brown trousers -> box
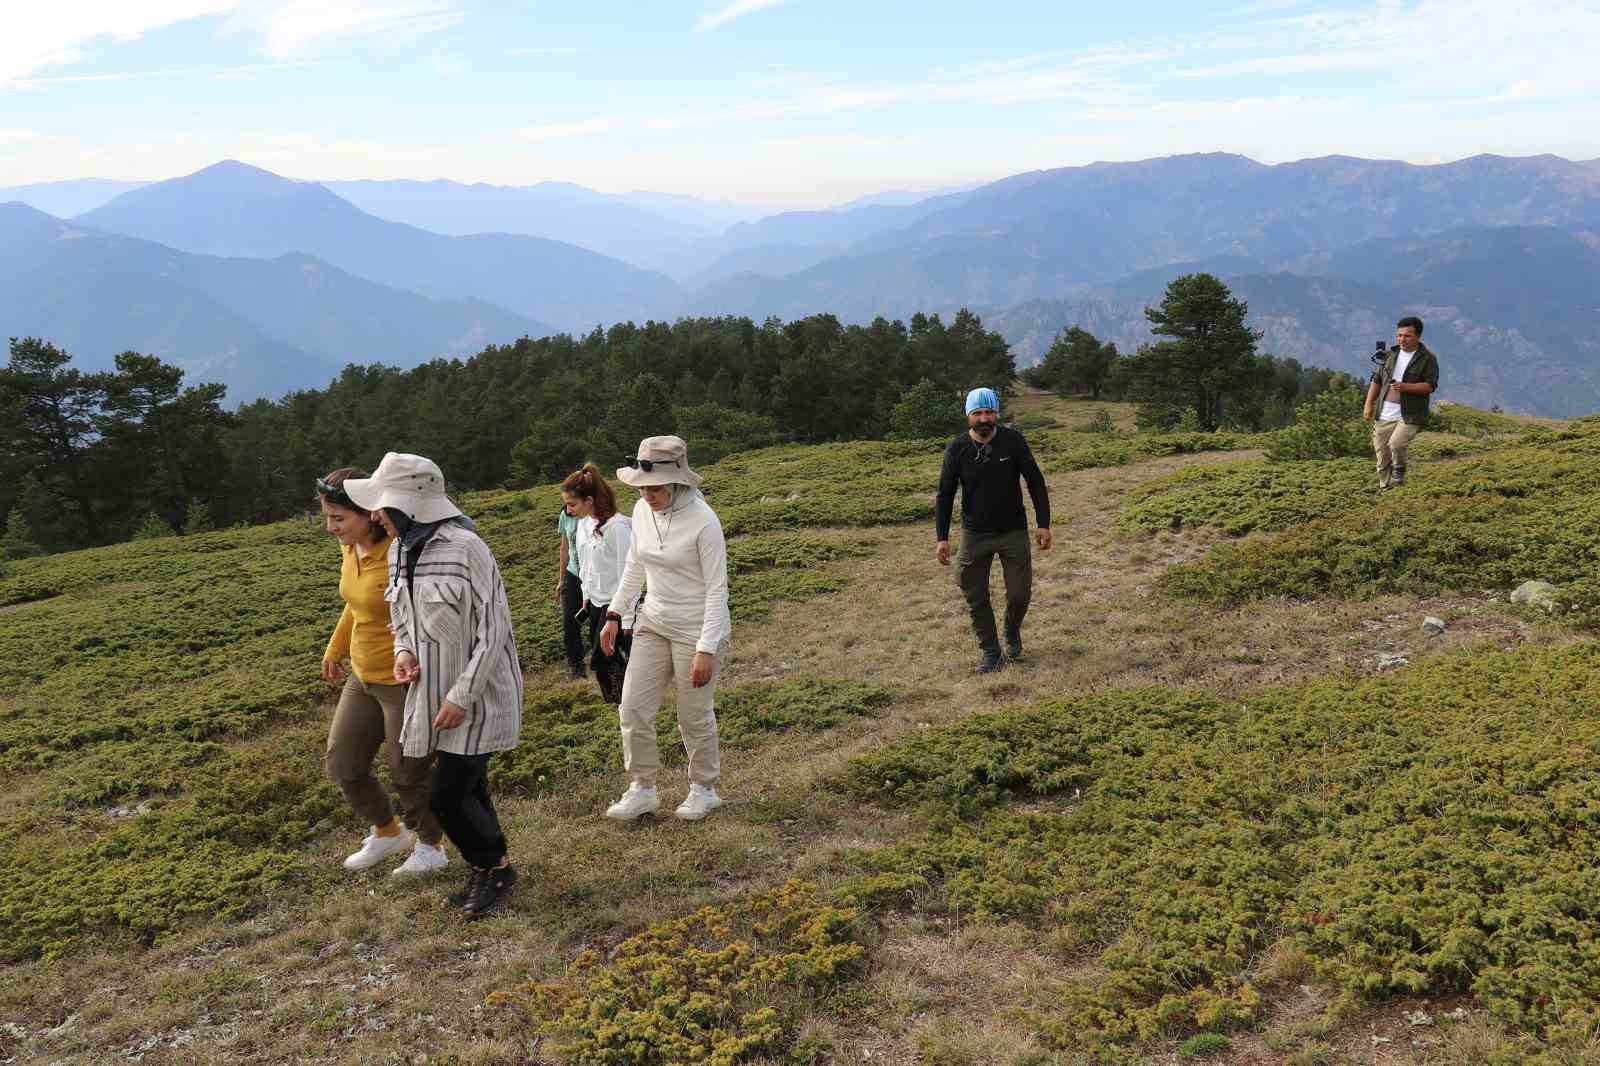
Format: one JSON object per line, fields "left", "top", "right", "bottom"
{"left": 325, "top": 674, "right": 442, "bottom": 844}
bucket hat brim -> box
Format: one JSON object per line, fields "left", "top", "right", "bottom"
{"left": 342, "top": 453, "right": 464, "bottom": 523}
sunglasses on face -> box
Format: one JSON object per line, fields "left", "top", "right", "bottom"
{"left": 626, "top": 455, "right": 682, "bottom": 472}
{"left": 315, "top": 478, "right": 354, "bottom": 506}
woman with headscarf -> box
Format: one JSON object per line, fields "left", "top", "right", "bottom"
{"left": 560, "top": 463, "right": 636, "bottom": 703}
{"left": 599, "top": 435, "right": 731, "bottom": 822}
{"left": 317, "top": 467, "right": 447, "bottom": 876}
{"left": 342, "top": 453, "right": 524, "bottom": 918}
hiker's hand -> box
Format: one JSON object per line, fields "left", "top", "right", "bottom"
{"left": 321, "top": 657, "right": 346, "bottom": 684}
{"left": 553, "top": 574, "right": 564, "bottom": 598}
{"left": 935, "top": 540, "right": 951, "bottom": 566}
{"left": 394, "top": 650, "right": 420, "bottom": 684}
{"left": 600, "top": 620, "right": 619, "bottom": 655}
{"left": 1035, "top": 528, "right": 1053, "bottom": 551}
{"left": 690, "top": 652, "right": 715, "bottom": 688}
{"left": 1362, "top": 406, "right": 1375, "bottom": 422}
{"left": 433, "top": 699, "right": 466, "bottom": 730}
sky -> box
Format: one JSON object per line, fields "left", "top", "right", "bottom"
{"left": 2, "top": 0, "right": 1598, "bottom": 209}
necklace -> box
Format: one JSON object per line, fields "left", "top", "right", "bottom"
{"left": 649, "top": 503, "right": 675, "bottom": 549}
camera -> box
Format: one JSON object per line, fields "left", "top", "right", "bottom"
{"left": 1370, "top": 340, "right": 1388, "bottom": 366}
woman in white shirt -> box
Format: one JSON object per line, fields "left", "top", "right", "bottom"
{"left": 560, "top": 463, "right": 635, "bottom": 703}
{"left": 599, "top": 435, "right": 731, "bottom": 823}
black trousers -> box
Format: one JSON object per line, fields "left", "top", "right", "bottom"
{"left": 560, "top": 571, "right": 586, "bottom": 671}
{"left": 430, "top": 751, "right": 507, "bottom": 869}
{"left": 586, "top": 603, "right": 633, "bottom": 703}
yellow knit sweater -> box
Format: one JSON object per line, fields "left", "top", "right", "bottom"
{"left": 324, "top": 536, "right": 396, "bottom": 684}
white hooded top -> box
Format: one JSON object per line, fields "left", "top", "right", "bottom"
{"left": 609, "top": 487, "right": 731, "bottom": 654}
{"left": 576, "top": 512, "right": 636, "bottom": 628}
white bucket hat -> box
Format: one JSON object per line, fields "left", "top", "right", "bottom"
{"left": 615, "top": 435, "right": 703, "bottom": 488}
{"left": 342, "top": 452, "right": 463, "bottom": 523}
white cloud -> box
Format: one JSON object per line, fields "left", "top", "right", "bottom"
{"left": 516, "top": 117, "right": 625, "bottom": 142}
{"left": 696, "top": 0, "right": 788, "bottom": 32}
{"left": 9, "top": 61, "right": 317, "bottom": 89}
{"left": 0, "top": 1, "right": 238, "bottom": 83}
{"left": 0, "top": 0, "right": 464, "bottom": 88}
{"left": 503, "top": 47, "right": 592, "bottom": 56}
{"left": 224, "top": 1, "right": 467, "bottom": 59}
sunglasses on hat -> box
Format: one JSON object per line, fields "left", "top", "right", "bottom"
{"left": 626, "top": 455, "right": 682, "bottom": 473}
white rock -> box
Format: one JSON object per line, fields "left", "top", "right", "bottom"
{"left": 1422, "top": 616, "right": 1446, "bottom": 635}
{"left": 1510, "top": 580, "right": 1562, "bottom": 612}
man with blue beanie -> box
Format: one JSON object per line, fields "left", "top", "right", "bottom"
{"left": 935, "top": 387, "right": 1052, "bottom": 673}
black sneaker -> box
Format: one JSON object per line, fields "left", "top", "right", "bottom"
{"left": 1004, "top": 632, "right": 1023, "bottom": 661}
{"left": 447, "top": 867, "right": 487, "bottom": 909}
{"left": 976, "top": 651, "right": 1005, "bottom": 674}
{"left": 463, "top": 864, "right": 517, "bottom": 918}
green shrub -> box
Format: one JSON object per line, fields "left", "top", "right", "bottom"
{"left": 1076, "top": 410, "right": 1117, "bottom": 435}
{"left": 1266, "top": 385, "right": 1369, "bottom": 461}
{"left": 838, "top": 643, "right": 1600, "bottom": 1050}
{"left": 130, "top": 511, "right": 175, "bottom": 540}
{"left": 888, "top": 379, "right": 962, "bottom": 440}
{"left": 1179, "top": 1033, "right": 1232, "bottom": 1057}
{"left": 489, "top": 880, "right": 864, "bottom": 1064}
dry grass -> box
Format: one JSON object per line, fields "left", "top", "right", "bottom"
{"left": 0, "top": 407, "right": 1575, "bottom": 1066}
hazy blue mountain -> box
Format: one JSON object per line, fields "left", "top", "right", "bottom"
{"left": 982, "top": 226, "right": 1600, "bottom": 417}
{"left": 695, "top": 153, "right": 1600, "bottom": 322}
{"left": 0, "top": 202, "right": 548, "bottom": 400}
{"left": 322, "top": 178, "right": 713, "bottom": 270}
{"left": 0, "top": 178, "right": 148, "bottom": 218}
{"left": 685, "top": 192, "right": 978, "bottom": 283}
{"left": 618, "top": 189, "right": 767, "bottom": 230}
{"left": 827, "top": 182, "right": 983, "bottom": 211}
{"left": 77, "top": 161, "right": 683, "bottom": 331}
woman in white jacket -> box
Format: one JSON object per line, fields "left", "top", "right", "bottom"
{"left": 599, "top": 435, "right": 731, "bottom": 822}
{"left": 560, "top": 463, "right": 635, "bottom": 703}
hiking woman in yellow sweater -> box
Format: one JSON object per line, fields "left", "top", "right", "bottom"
{"left": 318, "top": 467, "right": 447, "bottom": 876}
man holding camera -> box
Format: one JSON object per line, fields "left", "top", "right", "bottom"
{"left": 1364, "top": 316, "right": 1440, "bottom": 489}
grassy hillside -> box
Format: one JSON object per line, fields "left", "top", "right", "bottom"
{"left": 2, "top": 398, "right": 1595, "bottom": 1064}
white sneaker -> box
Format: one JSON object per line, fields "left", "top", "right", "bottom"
{"left": 342, "top": 828, "right": 415, "bottom": 870}
{"left": 390, "top": 841, "right": 449, "bottom": 877}
{"left": 675, "top": 784, "right": 724, "bottom": 821}
{"left": 604, "top": 783, "right": 659, "bottom": 821}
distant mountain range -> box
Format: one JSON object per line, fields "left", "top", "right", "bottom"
{"left": 76, "top": 162, "right": 683, "bottom": 332}
{"left": 0, "top": 178, "right": 149, "bottom": 218}
{"left": 4, "top": 152, "right": 1599, "bottom": 414}
{"left": 980, "top": 226, "right": 1600, "bottom": 416}
{"left": 0, "top": 202, "right": 546, "bottom": 400}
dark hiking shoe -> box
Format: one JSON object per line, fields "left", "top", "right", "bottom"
{"left": 976, "top": 651, "right": 1005, "bottom": 674}
{"left": 463, "top": 864, "right": 517, "bottom": 918}
{"left": 1004, "top": 631, "right": 1023, "bottom": 661}
{"left": 1391, "top": 468, "right": 1407, "bottom": 486}
{"left": 447, "top": 866, "right": 487, "bottom": 908}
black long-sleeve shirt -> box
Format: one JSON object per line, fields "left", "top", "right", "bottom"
{"left": 935, "top": 426, "right": 1051, "bottom": 540}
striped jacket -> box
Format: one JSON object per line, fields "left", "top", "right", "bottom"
{"left": 386, "top": 521, "right": 523, "bottom": 758}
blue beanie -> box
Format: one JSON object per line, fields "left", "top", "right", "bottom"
{"left": 965, "top": 387, "right": 999, "bottom": 415}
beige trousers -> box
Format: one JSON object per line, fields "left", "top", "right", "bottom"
{"left": 617, "top": 628, "right": 722, "bottom": 788}
{"left": 1372, "top": 420, "right": 1421, "bottom": 487}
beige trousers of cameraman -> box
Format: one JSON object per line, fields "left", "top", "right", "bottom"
{"left": 617, "top": 628, "right": 722, "bottom": 789}
{"left": 1372, "top": 420, "right": 1420, "bottom": 488}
